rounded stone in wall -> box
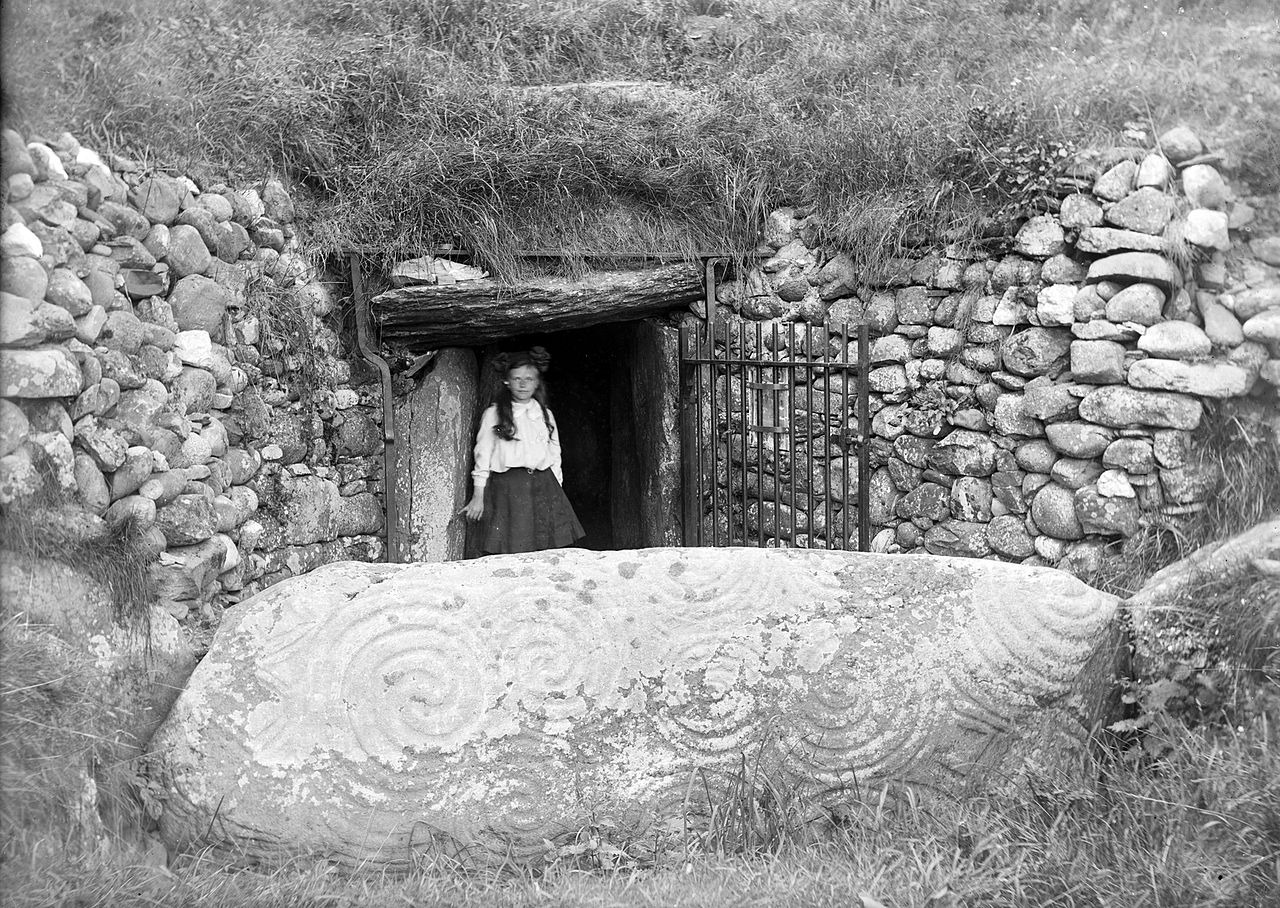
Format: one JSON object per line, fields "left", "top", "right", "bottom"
{"left": 1105, "top": 283, "right": 1165, "bottom": 326}
{"left": 1102, "top": 437, "right": 1154, "bottom": 474}
{"left": 922, "top": 520, "right": 991, "bottom": 557}
{"left": 1077, "top": 386, "right": 1202, "bottom": 430}
{"left": 985, "top": 514, "right": 1035, "bottom": 558}
{"left": 1014, "top": 439, "right": 1057, "bottom": 473}
{"left": 0, "top": 346, "right": 82, "bottom": 398}
{"left": 1093, "top": 160, "right": 1136, "bottom": 201}
{"left": 868, "top": 468, "right": 899, "bottom": 526}
{"left": 1012, "top": 215, "right": 1064, "bottom": 258}
{"left": 927, "top": 430, "right": 997, "bottom": 477}
{"left": 950, "top": 477, "right": 993, "bottom": 522}
{"left": 1074, "top": 487, "right": 1140, "bottom": 537}
{"left": 1, "top": 255, "right": 48, "bottom": 301}
{"left": 129, "top": 176, "right": 188, "bottom": 225}
{"left": 1045, "top": 421, "right": 1115, "bottom": 458}
{"left": 896, "top": 482, "right": 949, "bottom": 521}
{"left": 1230, "top": 285, "right": 1280, "bottom": 322}
{"left": 1242, "top": 310, "right": 1280, "bottom": 345}
{"left": 1105, "top": 187, "right": 1173, "bottom": 236}
{"left": 1050, "top": 457, "right": 1103, "bottom": 491}
{"left": 895, "top": 521, "right": 921, "bottom": 549}
{"left": 1001, "top": 327, "right": 1071, "bottom": 378}
{"left": 1127, "top": 359, "right": 1252, "bottom": 399}
{"left": 168, "top": 275, "right": 232, "bottom": 340}
{"left": 1031, "top": 482, "right": 1083, "bottom": 541}
{"left": 1181, "top": 164, "right": 1227, "bottom": 210}
{"left": 167, "top": 225, "right": 212, "bottom": 278}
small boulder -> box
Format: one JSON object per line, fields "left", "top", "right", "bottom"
{"left": 1001, "top": 327, "right": 1072, "bottom": 377}
{"left": 1242, "top": 310, "right": 1280, "bottom": 345}
{"left": 1105, "top": 187, "right": 1173, "bottom": 235}
{"left": 1012, "top": 215, "right": 1064, "bottom": 257}
{"left": 1070, "top": 340, "right": 1126, "bottom": 384}
{"left": 1231, "top": 285, "right": 1280, "bottom": 321}
{"left": 1086, "top": 252, "right": 1178, "bottom": 288}
{"left": 1182, "top": 209, "right": 1230, "bottom": 250}
{"left": 1045, "top": 421, "right": 1115, "bottom": 458}
{"left": 97, "top": 201, "right": 151, "bottom": 239}
{"left": 0, "top": 398, "right": 30, "bottom": 457}
{"left": 156, "top": 493, "right": 217, "bottom": 545}
{"left": 1, "top": 222, "right": 42, "bottom": 258}
{"left": 1059, "top": 194, "right": 1104, "bottom": 229}
{"left": 1103, "top": 438, "right": 1154, "bottom": 474}
{"left": 129, "top": 175, "right": 188, "bottom": 225}
{"left": 166, "top": 225, "right": 212, "bottom": 278}
{"left": 1031, "top": 482, "right": 1083, "bottom": 540}
{"left": 168, "top": 275, "right": 232, "bottom": 340}
{"left": 1075, "top": 227, "right": 1166, "bottom": 255}
{"left": 1105, "top": 283, "right": 1165, "bottom": 326}
{"left": 0, "top": 346, "right": 81, "bottom": 397}
{"left": 1093, "top": 160, "right": 1137, "bottom": 201}
{"left": 1180, "top": 164, "right": 1228, "bottom": 209}
{"left": 1135, "top": 152, "right": 1173, "bottom": 189}
{"left": 1, "top": 256, "right": 49, "bottom": 302}
{"left": 73, "top": 452, "right": 110, "bottom": 514}
{"left": 1078, "top": 386, "right": 1202, "bottom": 430}
{"left": 1074, "top": 488, "right": 1140, "bottom": 537}
{"left": 44, "top": 268, "right": 93, "bottom": 316}
{"left": 985, "top": 514, "right": 1035, "bottom": 557}
{"left": 1137, "top": 321, "right": 1211, "bottom": 359}
{"left": 1157, "top": 126, "right": 1203, "bottom": 163}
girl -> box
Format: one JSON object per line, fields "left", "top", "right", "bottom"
{"left": 462, "top": 348, "right": 585, "bottom": 554}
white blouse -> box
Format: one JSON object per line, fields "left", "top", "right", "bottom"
{"left": 471, "top": 401, "right": 563, "bottom": 488}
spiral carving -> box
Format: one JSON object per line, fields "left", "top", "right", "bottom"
{"left": 156, "top": 550, "right": 1121, "bottom": 870}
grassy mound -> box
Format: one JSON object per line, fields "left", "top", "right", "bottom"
{"left": 3, "top": 0, "right": 1278, "bottom": 274}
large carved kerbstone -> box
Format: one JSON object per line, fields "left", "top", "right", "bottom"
{"left": 153, "top": 548, "right": 1121, "bottom": 868}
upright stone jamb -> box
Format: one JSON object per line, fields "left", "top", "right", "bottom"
{"left": 390, "top": 347, "right": 478, "bottom": 562}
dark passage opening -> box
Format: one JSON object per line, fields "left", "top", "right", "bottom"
{"left": 469, "top": 321, "right": 656, "bottom": 554}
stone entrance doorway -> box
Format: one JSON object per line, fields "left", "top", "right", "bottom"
{"left": 467, "top": 320, "right": 680, "bottom": 555}
{"left": 392, "top": 317, "right": 682, "bottom": 563}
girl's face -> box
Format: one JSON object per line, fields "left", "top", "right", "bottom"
{"left": 505, "top": 365, "right": 540, "bottom": 402}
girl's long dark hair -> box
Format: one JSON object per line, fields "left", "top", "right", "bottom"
{"left": 492, "top": 347, "right": 555, "bottom": 441}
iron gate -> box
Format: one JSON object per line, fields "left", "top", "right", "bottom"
{"left": 679, "top": 319, "right": 871, "bottom": 551}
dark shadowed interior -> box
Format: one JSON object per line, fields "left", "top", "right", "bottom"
{"left": 467, "top": 320, "right": 671, "bottom": 555}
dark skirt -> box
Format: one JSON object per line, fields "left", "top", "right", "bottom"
{"left": 481, "top": 468, "right": 585, "bottom": 554}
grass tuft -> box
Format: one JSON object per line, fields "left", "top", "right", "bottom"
{"left": 0, "top": 489, "right": 155, "bottom": 628}
{"left": 3, "top": 1, "right": 1277, "bottom": 274}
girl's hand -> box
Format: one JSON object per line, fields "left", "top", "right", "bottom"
{"left": 461, "top": 496, "right": 484, "bottom": 521}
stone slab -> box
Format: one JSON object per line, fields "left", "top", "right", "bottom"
{"left": 154, "top": 549, "right": 1122, "bottom": 869}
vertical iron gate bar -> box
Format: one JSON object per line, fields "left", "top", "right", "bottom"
{"left": 697, "top": 321, "right": 709, "bottom": 547}
{"left": 747, "top": 318, "right": 757, "bottom": 545}
{"left": 822, "top": 327, "right": 833, "bottom": 549}
{"left": 840, "top": 321, "right": 851, "bottom": 550}
{"left": 680, "top": 327, "right": 696, "bottom": 546}
{"left": 706, "top": 320, "right": 720, "bottom": 548}
{"left": 737, "top": 319, "right": 749, "bottom": 545}
{"left": 804, "top": 328, "right": 815, "bottom": 550}
{"left": 770, "top": 322, "right": 781, "bottom": 548}
{"left": 697, "top": 324, "right": 709, "bottom": 547}
{"left": 786, "top": 321, "right": 797, "bottom": 548}
{"left": 858, "top": 323, "right": 871, "bottom": 553}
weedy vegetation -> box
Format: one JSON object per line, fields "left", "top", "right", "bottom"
{"left": 2, "top": 0, "right": 1278, "bottom": 275}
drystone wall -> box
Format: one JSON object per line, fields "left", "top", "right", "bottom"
{"left": 0, "top": 128, "right": 386, "bottom": 635}
{"left": 709, "top": 125, "right": 1280, "bottom": 573}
